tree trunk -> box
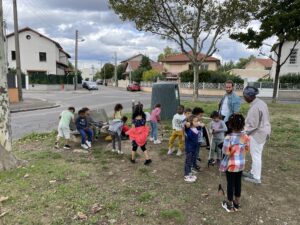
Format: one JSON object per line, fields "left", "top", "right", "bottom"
{"left": 272, "top": 42, "right": 284, "bottom": 103}
{"left": 192, "top": 63, "right": 199, "bottom": 101}
{"left": 0, "top": 1, "right": 19, "bottom": 170}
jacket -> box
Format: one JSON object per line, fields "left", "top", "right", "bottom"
{"left": 185, "top": 128, "right": 199, "bottom": 153}
{"left": 108, "top": 119, "right": 124, "bottom": 136}
{"left": 219, "top": 92, "right": 241, "bottom": 122}
{"left": 76, "top": 116, "right": 88, "bottom": 130}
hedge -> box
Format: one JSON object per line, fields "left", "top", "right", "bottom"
{"left": 279, "top": 73, "right": 300, "bottom": 84}
{"left": 29, "top": 73, "right": 82, "bottom": 85}
{"left": 180, "top": 70, "right": 244, "bottom": 83}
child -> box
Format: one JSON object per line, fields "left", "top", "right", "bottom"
{"left": 184, "top": 108, "right": 192, "bottom": 120}
{"left": 168, "top": 105, "right": 185, "bottom": 156}
{"left": 126, "top": 104, "right": 152, "bottom": 165}
{"left": 113, "top": 104, "right": 123, "bottom": 119}
{"left": 150, "top": 103, "right": 161, "bottom": 144}
{"left": 220, "top": 114, "right": 250, "bottom": 212}
{"left": 209, "top": 111, "right": 227, "bottom": 165}
{"left": 76, "top": 109, "right": 93, "bottom": 150}
{"left": 108, "top": 116, "right": 128, "bottom": 154}
{"left": 184, "top": 115, "right": 200, "bottom": 183}
{"left": 55, "top": 107, "right": 75, "bottom": 149}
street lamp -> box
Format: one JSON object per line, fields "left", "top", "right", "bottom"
{"left": 74, "top": 30, "right": 85, "bottom": 90}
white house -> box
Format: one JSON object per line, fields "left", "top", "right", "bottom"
{"left": 271, "top": 41, "right": 300, "bottom": 78}
{"left": 6, "top": 27, "right": 71, "bottom": 89}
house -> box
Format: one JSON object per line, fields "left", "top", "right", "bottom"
{"left": 270, "top": 41, "right": 300, "bottom": 78}
{"left": 6, "top": 27, "right": 71, "bottom": 89}
{"left": 81, "top": 66, "right": 97, "bottom": 81}
{"left": 229, "top": 58, "right": 273, "bottom": 82}
{"left": 121, "top": 54, "right": 164, "bottom": 77}
{"left": 160, "top": 52, "right": 220, "bottom": 80}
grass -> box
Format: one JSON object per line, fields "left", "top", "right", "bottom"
{"left": 1, "top": 101, "right": 300, "bottom": 224}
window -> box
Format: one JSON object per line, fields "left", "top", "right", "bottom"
{"left": 289, "top": 49, "right": 298, "bottom": 64}
{"left": 39, "top": 52, "right": 47, "bottom": 62}
{"left": 11, "top": 51, "right": 16, "bottom": 60}
{"left": 200, "top": 64, "right": 209, "bottom": 71}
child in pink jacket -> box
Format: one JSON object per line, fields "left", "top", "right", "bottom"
{"left": 150, "top": 104, "right": 161, "bottom": 144}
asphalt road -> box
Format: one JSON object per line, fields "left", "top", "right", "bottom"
{"left": 11, "top": 86, "right": 152, "bottom": 140}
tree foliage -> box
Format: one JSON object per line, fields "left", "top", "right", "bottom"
{"left": 142, "top": 69, "right": 162, "bottom": 81}
{"left": 109, "top": 0, "right": 257, "bottom": 100}
{"left": 132, "top": 68, "right": 146, "bottom": 83}
{"left": 230, "top": 0, "right": 300, "bottom": 102}
{"left": 140, "top": 56, "right": 152, "bottom": 71}
{"left": 97, "top": 63, "right": 115, "bottom": 79}
{"left": 117, "top": 64, "right": 126, "bottom": 80}
{"left": 158, "top": 46, "right": 178, "bottom": 61}
{"left": 279, "top": 73, "right": 300, "bottom": 84}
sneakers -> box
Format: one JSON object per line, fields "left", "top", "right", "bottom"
{"left": 63, "top": 145, "right": 71, "bottom": 150}
{"left": 149, "top": 137, "right": 154, "bottom": 142}
{"left": 233, "top": 202, "right": 241, "bottom": 211}
{"left": 112, "top": 149, "right": 117, "bottom": 153}
{"left": 117, "top": 150, "right": 124, "bottom": 155}
{"left": 154, "top": 140, "right": 161, "bottom": 144}
{"left": 81, "top": 144, "right": 89, "bottom": 150}
{"left": 54, "top": 142, "right": 59, "bottom": 149}
{"left": 144, "top": 159, "right": 152, "bottom": 165}
{"left": 167, "top": 148, "right": 174, "bottom": 155}
{"left": 130, "top": 159, "right": 136, "bottom": 164}
{"left": 86, "top": 141, "right": 92, "bottom": 148}
{"left": 222, "top": 201, "right": 234, "bottom": 212}
{"left": 176, "top": 150, "right": 182, "bottom": 156}
{"left": 244, "top": 176, "right": 261, "bottom": 184}
{"left": 184, "top": 175, "right": 196, "bottom": 183}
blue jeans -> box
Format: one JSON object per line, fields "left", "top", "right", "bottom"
{"left": 185, "top": 151, "right": 193, "bottom": 176}
{"left": 193, "top": 142, "right": 201, "bottom": 168}
{"left": 150, "top": 121, "right": 158, "bottom": 140}
{"left": 78, "top": 128, "right": 93, "bottom": 144}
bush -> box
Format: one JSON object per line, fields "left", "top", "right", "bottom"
{"left": 279, "top": 73, "right": 300, "bottom": 84}
{"left": 29, "top": 73, "right": 82, "bottom": 85}
{"left": 142, "top": 69, "right": 162, "bottom": 81}
{"left": 132, "top": 68, "right": 146, "bottom": 83}
{"left": 179, "top": 70, "right": 243, "bottom": 83}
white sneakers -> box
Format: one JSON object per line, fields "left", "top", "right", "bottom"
{"left": 176, "top": 151, "right": 183, "bottom": 156}
{"left": 149, "top": 137, "right": 154, "bottom": 142}
{"left": 168, "top": 148, "right": 174, "bottom": 155}
{"left": 112, "top": 149, "right": 117, "bottom": 153}
{"left": 81, "top": 144, "right": 89, "bottom": 150}
{"left": 154, "top": 140, "right": 161, "bottom": 144}
{"left": 112, "top": 149, "right": 124, "bottom": 154}
{"left": 184, "top": 175, "right": 197, "bottom": 183}
{"left": 86, "top": 141, "right": 92, "bottom": 148}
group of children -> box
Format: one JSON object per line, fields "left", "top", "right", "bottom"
{"left": 55, "top": 102, "right": 250, "bottom": 213}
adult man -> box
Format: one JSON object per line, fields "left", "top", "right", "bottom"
{"left": 243, "top": 86, "right": 271, "bottom": 184}
{"left": 219, "top": 80, "right": 241, "bottom": 123}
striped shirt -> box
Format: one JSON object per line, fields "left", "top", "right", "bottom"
{"left": 222, "top": 132, "right": 250, "bottom": 172}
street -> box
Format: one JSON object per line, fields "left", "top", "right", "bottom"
{"left": 11, "top": 86, "right": 152, "bottom": 139}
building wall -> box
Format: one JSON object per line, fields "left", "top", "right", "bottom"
{"left": 271, "top": 41, "right": 300, "bottom": 78}
{"left": 128, "top": 55, "right": 143, "bottom": 62}
{"left": 230, "top": 69, "right": 270, "bottom": 82}
{"left": 7, "top": 30, "right": 67, "bottom": 75}
{"left": 245, "top": 61, "right": 265, "bottom": 70}
{"left": 163, "top": 61, "right": 218, "bottom": 74}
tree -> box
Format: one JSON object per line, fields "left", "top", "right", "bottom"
{"left": 230, "top": 0, "right": 300, "bottom": 102}
{"left": 158, "top": 46, "right": 177, "bottom": 61}
{"left": 235, "top": 55, "right": 256, "bottom": 69}
{"left": 109, "top": 0, "right": 257, "bottom": 101}
{"left": 99, "top": 63, "right": 115, "bottom": 79}
{"left": 131, "top": 68, "right": 146, "bottom": 83}
{"left": 0, "top": 1, "right": 19, "bottom": 170}
{"left": 142, "top": 69, "right": 162, "bottom": 81}
{"left": 117, "top": 64, "right": 126, "bottom": 80}
{"left": 140, "top": 56, "right": 152, "bottom": 70}
{"left": 218, "top": 60, "right": 236, "bottom": 72}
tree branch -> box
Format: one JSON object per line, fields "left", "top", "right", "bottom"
{"left": 280, "top": 40, "right": 300, "bottom": 67}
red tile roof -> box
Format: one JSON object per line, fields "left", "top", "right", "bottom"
{"left": 126, "top": 61, "right": 163, "bottom": 73}
{"left": 254, "top": 58, "right": 273, "bottom": 68}
{"left": 160, "top": 52, "right": 220, "bottom": 63}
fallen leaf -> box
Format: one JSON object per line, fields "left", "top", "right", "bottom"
{"left": 74, "top": 212, "right": 87, "bottom": 220}
{"left": 91, "top": 203, "right": 102, "bottom": 214}
{"left": 24, "top": 174, "right": 29, "bottom": 178}
{"left": 49, "top": 180, "right": 57, "bottom": 184}
{"left": 201, "top": 193, "right": 209, "bottom": 198}
{"left": 0, "top": 211, "right": 8, "bottom": 218}
{"left": 0, "top": 196, "right": 9, "bottom": 202}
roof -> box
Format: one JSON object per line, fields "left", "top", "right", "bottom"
{"left": 160, "top": 52, "right": 220, "bottom": 63}
{"left": 253, "top": 58, "right": 273, "bottom": 68}
{"left": 126, "top": 61, "right": 163, "bottom": 73}
{"left": 230, "top": 68, "right": 271, "bottom": 78}
{"left": 6, "top": 27, "right": 71, "bottom": 58}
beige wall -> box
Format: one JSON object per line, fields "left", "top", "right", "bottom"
{"left": 245, "top": 61, "right": 265, "bottom": 70}
{"left": 163, "top": 62, "right": 218, "bottom": 74}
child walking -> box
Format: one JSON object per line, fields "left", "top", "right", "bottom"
{"left": 150, "top": 104, "right": 161, "bottom": 144}
{"left": 76, "top": 109, "right": 93, "bottom": 150}
{"left": 209, "top": 111, "right": 227, "bottom": 165}
{"left": 108, "top": 116, "right": 128, "bottom": 154}
{"left": 220, "top": 114, "right": 250, "bottom": 212}
{"left": 168, "top": 105, "right": 185, "bottom": 156}
{"left": 126, "top": 104, "right": 152, "bottom": 165}
{"left": 55, "top": 106, "right": 75, "bottom": 149}
{"left": 184, "top": 115, "right": 200, "bottom": 183}
{"left": 113, "top": 104, "right": 123, "bottom": 119}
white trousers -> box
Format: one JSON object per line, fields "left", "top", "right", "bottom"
{"left": 250, "top": 137, "right": 265, "bottom": 180}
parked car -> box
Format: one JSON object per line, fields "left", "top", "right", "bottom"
{"left": 96, "top": 79, "right": 103, "bottom": 85}
{"left": 127, "top": 83, "right": 141, "bottom": 92}
{"left": 82, "top": 81, "right": 98, "bottom": 90}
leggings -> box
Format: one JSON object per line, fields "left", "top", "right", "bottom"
{"left": 226, "top": 171, "right": 242, "bottom": 202}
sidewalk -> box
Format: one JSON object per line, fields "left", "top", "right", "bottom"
{"left": 10, "top": 98, "right": 59, "bottom": 113}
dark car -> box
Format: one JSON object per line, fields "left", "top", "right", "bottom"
{"left": 127, "top": 83, "right": 141, "bottom": 92}
{"left": 82, "top": 81, "right": 99, "bottom": 90}
{"left": 96, "top": 79, "right": 103, "bottom": 85}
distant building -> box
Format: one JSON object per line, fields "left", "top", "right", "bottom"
{"left": 6, "top": 27, "right": 71, "bottom": 89}
{"left": 229, "top": 58, "right": 273, "bottom": 82}
{"left": 160, "top": 52, "right": 220, "bottom": 80}
{"left": 81, "top": 66, "right": 97, "bottom": 81}
{"left": 270, "top": 41, "right": 300, "bottom": 78}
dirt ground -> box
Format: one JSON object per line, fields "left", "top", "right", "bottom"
{"left": 0, "top": 101, "right": 299, "bottom": 225}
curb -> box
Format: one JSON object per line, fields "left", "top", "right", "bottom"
{"left": 10, "top": 104, "right": 61, "bottom": 113}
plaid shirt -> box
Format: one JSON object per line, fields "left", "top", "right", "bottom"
{"left": 222, "top": 132, "right": 250, "bottom": 172}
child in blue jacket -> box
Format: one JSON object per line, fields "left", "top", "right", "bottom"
{"left": 76, "top": 109, "right": 93, "bottom": 150}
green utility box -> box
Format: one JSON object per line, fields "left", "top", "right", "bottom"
{"left": 151, "top": 83, "right": 180, "bottom": 120}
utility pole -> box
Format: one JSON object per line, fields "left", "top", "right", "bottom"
{"left": 74, "top": 30, "right": 78, "bottom": 90}
{"left": 114, "top": 52, "right": 118, "bottom": 87}
{"left": 13, "top": 0, "right": 22, "bottom": 101}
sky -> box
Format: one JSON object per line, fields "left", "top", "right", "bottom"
{"left": 2, "top": 0, "right": 272, "bottom": 70}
